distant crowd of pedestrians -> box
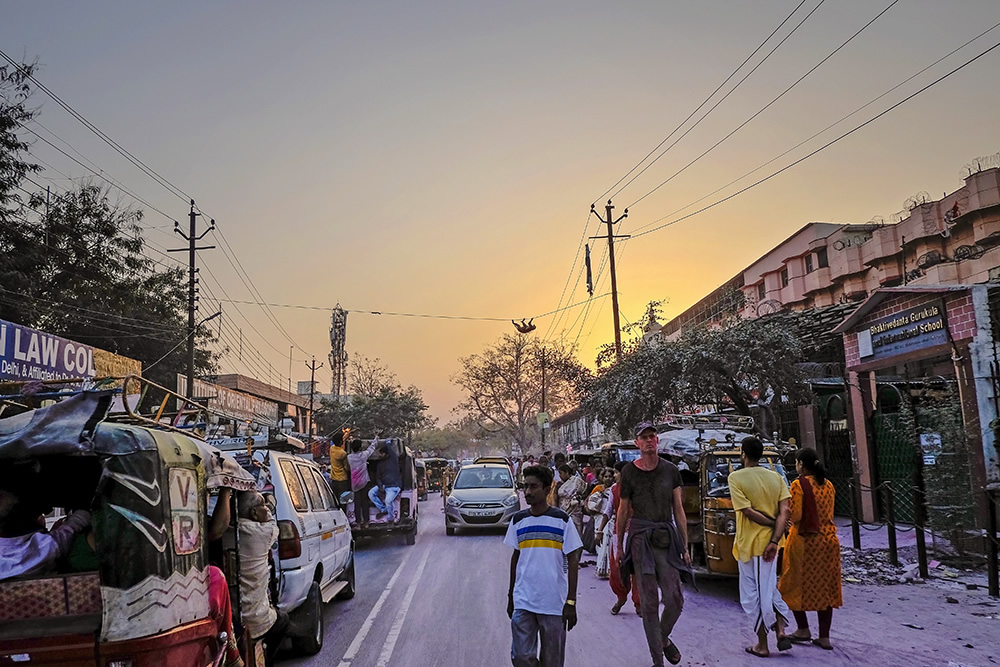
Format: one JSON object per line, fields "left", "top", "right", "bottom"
{"left": 504, "top": 428, "right": 842, "bottom": 666}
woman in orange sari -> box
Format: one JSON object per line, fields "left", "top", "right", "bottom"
{"left": 778, "top": 448, "right": 842, "bottom": 650}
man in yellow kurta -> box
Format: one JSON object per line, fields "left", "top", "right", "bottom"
{"left": 329, "top": 432, "right": 352, "bottom": 498}
{"left": 728, "top": 437, "right": 792, "bottom": 659}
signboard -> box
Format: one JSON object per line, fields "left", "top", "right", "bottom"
{"left": 0, "top": 318, "right": 141, "bottom": 381}
{"left": 858, "top": 300, "right": 948, "bottom": 361}
{"left": 536, "top": 412, "right": 550, "bottom": 429}
{"left": 176, "top": 375, "right": 279, "bottom": 425}
{"left": 920, "top": 432, "right": 942, "bottom": 466}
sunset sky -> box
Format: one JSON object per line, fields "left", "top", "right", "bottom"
{"left": 3, "top": 1, "right": 999, "bottom": 420}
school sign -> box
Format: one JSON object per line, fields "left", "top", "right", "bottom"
{"left": 0, "top": 318, "right": 141, "bottom": 382}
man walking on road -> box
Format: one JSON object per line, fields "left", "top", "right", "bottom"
{"left": 505, "top": 465, "right": 582, "bottom": 667}
{"left": 617, "top": 422, "right": 689, "bottom": 667}
{"left": 729, "top": 436, "right": 793, "bottom": 658}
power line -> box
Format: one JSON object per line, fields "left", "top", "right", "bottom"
{"left": 211, "top": 294, "right": 609, "bottom": 323}
{"left": 542, "top": 209, "right": 593, "bottom": 340}
{"left": 0, "top": 49, "right": 190, "bottom": 203}
{"left": 625, "top": 0, "right": 898, "bottom": 209}
{"left": 631, "top": 36, "right": 1000, "bottom": 239}
{"left": 596, "top": 0, "right": 815, "bottom": 204}
{"left": 627, "top": 19, "right": 1000, "bottom": 237}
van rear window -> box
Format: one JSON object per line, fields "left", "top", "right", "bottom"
{"left": 279, "top": 460, "right": 309, "bottom": 511}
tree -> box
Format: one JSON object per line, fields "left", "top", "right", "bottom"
{"left": 674, "top": 317, "right": 810, "bottom": 436}
{"left": 315, "top": 356, "right": 434, "bottom": 438}
{"left": 0, "top": 58, "right": 218, "bottom": 391}
{"left": 581, "top": 342, "right": 681, "bottom": 440}
{"left": 452, "top": 334, "right": 590, "bottom": 454}
{"left": 581, "top": 315, "right": 811, "bottom": 438}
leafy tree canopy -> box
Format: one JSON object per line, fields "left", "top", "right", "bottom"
{"left": 452, "top": 333, "right": 591, "bottom": 453}
{"left": 316, "top": 355, "right": 434, "bottom": 439}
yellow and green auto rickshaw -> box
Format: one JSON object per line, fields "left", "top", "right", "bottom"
{"left": 0, "top": 379, "right": 268, "bottom": 666}
{"left": 656, "top": 415, "right": 793, "bottom": 576}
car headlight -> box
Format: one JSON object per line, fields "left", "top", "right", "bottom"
{"left": 502, "top": 494, "right": 519, "bottom": 507}
{"left": 725, "top": 518, "right": 737, "bottom": 535}
{"left": 447, "top": 495, "right": 463, "bottom": 508}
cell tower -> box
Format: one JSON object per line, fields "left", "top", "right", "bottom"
{"left": 329, "top": 305, "right": 348, "bottom": 397}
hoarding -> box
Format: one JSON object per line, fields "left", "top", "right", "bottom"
{"left": 0, "top": 318, "right": 141, "bottom": 381}
{"left": 857, "top": 300, "right": 948, "bottom": 362}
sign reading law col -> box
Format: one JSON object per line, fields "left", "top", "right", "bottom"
{"left": 857, "top": 300, "right": 948, "bottom": 362}
{"left": 0, "top": 318, "right": 141, "bottom": 381}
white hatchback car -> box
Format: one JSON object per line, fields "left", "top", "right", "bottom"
{"left": 234, "top": 448, "right": 355, "bottom": 655}
{"left": 445, "top": 463, "right": 520, "bottom": 534}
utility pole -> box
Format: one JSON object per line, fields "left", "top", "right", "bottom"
{"left": 590, "top": 200, "right": 629, "bottom": 362}
{"left": 170, "top": 200, "right": 215, "bottom": 398}
{"left": 305, "top": 357, "right": 324, "bottom": 439}
{"left": 539, "top": 347, "right": 547, "bottom": 446}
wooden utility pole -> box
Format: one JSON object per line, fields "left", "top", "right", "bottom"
{"left": 169, "top": 200, "right": 215, "bottom": 398}
{"left": 590, "top": 200, "right": 629, "bottom": 362}
{"left": 305, "top": 357, "right": 324, "bottom": 438}
{"left": 539, "top": 347, "right": 547, "bottom": 446}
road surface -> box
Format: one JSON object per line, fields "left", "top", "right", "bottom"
{"left": 282, "top": 495, "right": 1000, "bottom": 666}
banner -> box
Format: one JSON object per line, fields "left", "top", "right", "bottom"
{"left": 0, "top": 318, "right": 141, "bottom": 382}
{"left": 857, "top": 300, "right": 948, "bottom": 361}
{"left": 176, "top": 375, "right": 279, "bottom": 425}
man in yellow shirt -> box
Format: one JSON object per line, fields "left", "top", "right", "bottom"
{"left": 329, "top": 431, "right": 352, "bottom": 498}
{"left": 729, "top": 437, "right": 792, "bottom": 659}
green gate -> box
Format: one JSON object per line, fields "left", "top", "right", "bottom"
{"left": 871, "top": 411, "right": 918, "bottom": 524}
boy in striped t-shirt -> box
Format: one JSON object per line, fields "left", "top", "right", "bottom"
{"left": 505, "top": 465, "right": 583, "bottom": 667}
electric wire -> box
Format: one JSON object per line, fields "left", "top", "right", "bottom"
{"left": 630, "top": 36, "right": 1000, "bottom": 239}
{"left": 625, "top": 0, "right": 898, "bottom": 209}
{"left": 625, "top": 19, "right": 1000, "bottom": 236}
{"left": 542, "top": 209, "right": 593, "bottom": 340}
{"left": 597, "top": 0, "right": 814, "bottom": 204}
{"left": 0, "top": 49, "right": 189, "bottom": 203}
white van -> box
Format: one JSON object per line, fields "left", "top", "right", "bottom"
{"left": 234, "top": 447, "right": 355, "bottom": 655}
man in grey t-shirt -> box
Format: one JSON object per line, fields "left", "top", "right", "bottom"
{"left": 616, "top": 422, "right": 690, "bottom": 667}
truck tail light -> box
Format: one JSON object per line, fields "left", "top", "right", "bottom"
{"left": 277, "top": 520, "right": 301, "bottom": 559}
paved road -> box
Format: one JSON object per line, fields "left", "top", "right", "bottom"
{"left": 282, "top": 495, "right": 1000, "bottom": 667}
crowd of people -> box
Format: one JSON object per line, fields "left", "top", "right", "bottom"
{"left": 504, "top": 426, "right": 842, "bottom": 667}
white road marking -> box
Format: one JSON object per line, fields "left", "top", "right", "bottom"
{"left": 337, "top": 558, "right": 407, "bottom": 667}
{"left": 376, "top": 547, "right": 432, "bottom": 667}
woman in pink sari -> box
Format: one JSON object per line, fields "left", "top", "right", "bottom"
{"left": 606, "top": 461, "right": 641, "bottom": 614}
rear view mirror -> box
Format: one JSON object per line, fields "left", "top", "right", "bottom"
{"left": 339, "top": 491, "right": 354, "bottom": 506}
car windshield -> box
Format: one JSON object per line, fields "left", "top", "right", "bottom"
{"left": 617, "top": 448, "right": 641, "bottom": 462}
{"left": 454, "top": 468, "right": 513, "bottom": 489}
{"left": 706, "top": 454, "right": 789, "bottom": 498}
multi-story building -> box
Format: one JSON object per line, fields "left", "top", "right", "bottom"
{"left": 651, "top": 167, "right": 1000, "bottom": 342}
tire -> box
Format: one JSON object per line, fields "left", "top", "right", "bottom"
{"left": 446, "top": 526, "right": 455, "bottom": 536}
{"left": 405, "top": 521, "right": 417, "bottom": 546}
{"left": 291, "top": 581, "right": 324, "bottom": 655}
{"left": 336, "top": 551, "right": 356, "bottom": 600}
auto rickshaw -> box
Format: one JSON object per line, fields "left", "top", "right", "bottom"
{"left": 656, "top": 415, "right": 792, "bottom": 576}
{"left": 415, "top": 459, "right": 428, "bottom": 501}
{"left": 0, "top": 378, "right": 270, "bottom": 666}
{"left": 422, "top": 457, "right": 449, "bottom": 493}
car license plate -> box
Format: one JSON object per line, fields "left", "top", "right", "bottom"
{"left": 467, "top": 510, "right": 497, "bottom": 516}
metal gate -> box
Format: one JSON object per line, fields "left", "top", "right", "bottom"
{"left": 871, "top": 411, "right": 918, "bottom": 524}
{"left": 820, "top": 393, "right": 854, "bottom": 517}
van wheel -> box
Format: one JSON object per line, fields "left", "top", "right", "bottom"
{"left": 291, "top": 581, "right": 324, "bottom": 655}
{"left": 446, "top": 526, "right": 455, "bottom": 536}
{"left": 336, "top": 551, "right": 356, "bottom": 600}
{"left": 405, "top": 525, "right": 416, "bottom": 546}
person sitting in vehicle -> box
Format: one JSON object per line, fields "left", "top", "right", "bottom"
{"left": 0, "top": 490, "right": 91, "bottom": 580}
{"left": 369, "top": 440, "right": 402, "bottom": 521}
{"left": 236, "top": 490, "right": 289, "bottom": 663}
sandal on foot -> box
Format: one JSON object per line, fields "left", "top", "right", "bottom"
{"left": 812, "top": 638, "right": 834, "bottom": 651}
{"left": 788, "top": 634, "right": 813, "bottom": 644}
{"left": 776, "top": 635, "right": 793, "bottom": 652}
{"left": 610, "top": 601, "right": 624, "bottom": 615}
{"left": 664, "top": 640, "right": 682, "bottom": 665}
{"left": 745, "top": 646, "right": 769, "bottom": 658}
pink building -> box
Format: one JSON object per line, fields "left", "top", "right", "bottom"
{"left": 653, "top": 167, "right": 1000, "bottom": 341}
